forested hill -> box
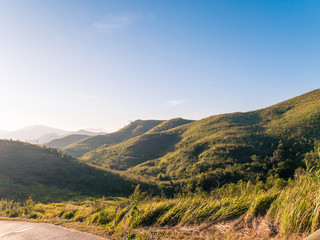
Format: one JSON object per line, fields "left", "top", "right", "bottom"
{"left": 0, "top": 140, "right": 154, "bottom": 201}
{"left": 80, "top": 89, "right": 320, "bottom": 190}
{"left": 62, "top": 119, "right": 165, "bottom": 158}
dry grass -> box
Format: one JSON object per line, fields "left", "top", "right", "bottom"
{"left": 2, "top": 172, "right": 320, "bottom": 239}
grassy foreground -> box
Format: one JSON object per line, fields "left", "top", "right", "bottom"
{"left": 1, "top": 171, "right": 320, "bottom": 239}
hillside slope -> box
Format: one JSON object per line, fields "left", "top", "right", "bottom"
{"left": 63, "top": 120, "right": 164, "bottom": 158}
{"left": 82, "top": 89, "right": 320, "bottom": 188}
{"left": 81, "top": 118, "right": 194, "bottom": 170}
{"left": 145, "top": 118, "right": 193, "bottom": 134}
{"left": 0, "top": 140, "right": 153, "bottom": 201}
{"left": 44, "top": 134, "right": 90, "bottom": 149}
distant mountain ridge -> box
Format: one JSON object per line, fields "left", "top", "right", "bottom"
{"left": 0, "top": 126, "right": 105, "bottom": 144}
{"left": 0, "top": 125, "right": 68, "bottom": 142}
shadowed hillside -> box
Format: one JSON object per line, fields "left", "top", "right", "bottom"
{"left": 0, "top": 140, "right": 156, "bottom": 201}
{"left": 44, "top": 134, "right": 90, "bottom": 149}
{"left": 81, "top": 118, "right": 193, "bottom": 170}
{"left": 82, "top": 130, "right": 182, "bottom": 170}
{"left": 81, "top": 89, "right": 320, "bottom": 189}
{"left": 62, "top": 120, "right": 164, "bottom": 158}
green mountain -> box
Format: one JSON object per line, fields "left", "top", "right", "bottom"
{"left": 0, "top": 140, "right": 154, "bottom": 201}
{"left": 145, "top": 118, "right": 193, "bottom": 134}
{"left": 44, "top": 134, "right": 90, "bottom": 149}
{"left": 62, "top": 120, "right": 165, "bottom": 158}
{"left": 81, "top": 89, "right": 320, "bottom": 189}
{"left": 81, "top": 118, "right": 194, "bottom": 170}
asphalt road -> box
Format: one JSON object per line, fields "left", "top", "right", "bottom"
{"left": 304, "top": 229, "right": 320, "bottom": 240}
{"left": 0, "top": 221, "right": 106, "bottom": 240}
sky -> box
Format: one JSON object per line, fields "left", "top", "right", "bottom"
{"left": 0, "top": 0, "right": 319, "bottom": 132}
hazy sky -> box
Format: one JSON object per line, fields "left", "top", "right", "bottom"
{"left": 0, "top": 0, "right": 319, "bottom": 131}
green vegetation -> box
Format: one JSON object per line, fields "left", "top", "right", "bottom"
{"left": 1, "top": 89, "right": 320, "bottom": 239}
{"left": 80, "top": 89, "right": 320, "bottom": 192}
{"left": 82, "top": 131, "right": 182, "bottom": 171}
{"left": 0, "top": 140, "right": 156, "bottom": 202}
{"left": 2, "top": 171, "right": 320, "bottom": 239}
{"left": 81, "top": 118, "right": 193, "bottom": 170}
{"left": 44, "top": 134, "right": 90, "bottom": 149}
{"left": 145, "top": 118, "right": 193, "bottom": 134}
{"left": 63, "top": 120, "right": 165, "bottom": 158}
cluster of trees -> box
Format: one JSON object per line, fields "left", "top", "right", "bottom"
{"left": 165, "top": 137, "right": 320, "bottom": 194}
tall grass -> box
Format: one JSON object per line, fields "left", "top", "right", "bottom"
{"left": 267, "top": 172, "right": 320, "bottom": 236}
{"left": 124, "top": 172, "right": 320, "bottom": 237}
{"left": 3, "top": 172, "right": 320, "bottom": 238}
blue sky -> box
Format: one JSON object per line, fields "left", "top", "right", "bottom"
{"left": 0, "top": 0, "right": 319, "bottom": 131}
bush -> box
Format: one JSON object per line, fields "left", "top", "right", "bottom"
{"left": 62, "top": 210, "right": 77, "bottom": 219}
{"left": 247, "top": 194, "right": 277, "bottom": 218}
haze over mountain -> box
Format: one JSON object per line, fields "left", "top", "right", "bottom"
{"left": 0, "top": 126, "right": 68, "bottom": 141}
{"left": 0, "top": 126, "right": 105, "bottom": 144}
